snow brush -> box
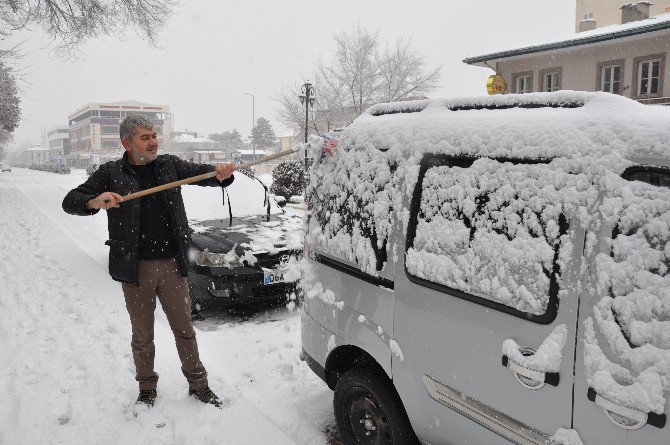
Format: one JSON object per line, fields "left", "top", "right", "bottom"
{"left": 114, "top": 135, "right": 337, "bottom": 204}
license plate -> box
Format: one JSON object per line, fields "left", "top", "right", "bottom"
{"left": 263, "top": 268, "right": 293, "bottom": 285}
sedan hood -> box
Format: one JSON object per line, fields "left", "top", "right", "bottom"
{"left": 190, "top": 213, "right": 303, "bottom": 257}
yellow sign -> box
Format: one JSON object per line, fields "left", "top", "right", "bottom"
{"left": 487, "top": 74, "right": 507, "bottom": 95}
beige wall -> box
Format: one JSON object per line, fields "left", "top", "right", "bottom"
{"left": 497, "top": 33, "right": 670, "bottom": 100}
{"left": 576, "top": 0, "right": 667, "bottom": 31}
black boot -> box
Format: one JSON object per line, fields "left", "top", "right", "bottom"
{"left": 136, "top": 389, "right": 157, "bottom": 406}
{"left": 189, "top": 386, "right": 223, "bottom": 408}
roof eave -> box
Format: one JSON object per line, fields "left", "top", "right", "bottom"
{"left": 463, "top": 20, "right": 670, "bottom": 66}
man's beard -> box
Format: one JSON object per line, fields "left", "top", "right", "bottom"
{"left": 137, "top": 152, "right": 158, "bottom": 163}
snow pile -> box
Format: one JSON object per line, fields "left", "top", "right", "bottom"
{"left": 503, "top": 325, "right": 568, "bottom": 373}
{"left": 548, "top": 427, "right": 584, "bottom": 445}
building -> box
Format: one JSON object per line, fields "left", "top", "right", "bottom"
{"left": 235, "top": 149, "right": 270, "bottom": 162}
{"left": 192, "top": 150, "right": 227, "bottom": 164}
{"left": 464, "top": 6, "right": 670, "bottom": 105}
{"left": 576, "top": 0, "right": 666, "bottom": 31}
{"left": 45, "top": 125, "right": 70, "bottom": 165}
{"left": 67, "top": 100, "right": 172, "bottom": 167}
{"left": 23, "top": 145, "right": 51, "bottom": 165}
{"left": 171, "top": 133, "right": 222, "bottom": 161}
{"left": 279, "top": 134, "right": 299, "bottom": 152}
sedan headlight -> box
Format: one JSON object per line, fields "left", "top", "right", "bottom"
{"left": 195, "top": 250, "right": 243, "bottom": 268}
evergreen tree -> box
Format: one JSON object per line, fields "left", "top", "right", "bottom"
{"left": 209, "top": 129, "right": 243, "bottom": 150}
{"left": 250, "top": 117, "right": 277, "bottom": 148}
{"left": 0, "top": 62, "right": 20, "bottom": 160}
{"left": 270, "top": 160, "right": 306, "bottom": 200}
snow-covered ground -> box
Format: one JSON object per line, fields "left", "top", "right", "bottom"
{"left": 0, "top": 167, "right": 334, "bottom": 444}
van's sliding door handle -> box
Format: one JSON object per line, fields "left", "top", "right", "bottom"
{"left": 587, "top": 388, "right": 666, "bottom": 430}
{"left": 501, "top": 355, "right": 559, "bottom": 390}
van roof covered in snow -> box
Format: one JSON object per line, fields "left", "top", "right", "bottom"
{"left": 344, "top": 91, "right": 669, "bottom": 163}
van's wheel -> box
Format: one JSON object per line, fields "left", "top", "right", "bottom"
{"left": 334, "top": 368, "right": 418, "bottom": 444}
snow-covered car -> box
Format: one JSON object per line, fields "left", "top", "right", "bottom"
{"left": 1, "top": 164, "right": 11, "bottom": 172}
{"left": 183, "top": 172, "right": 303, "bottom": 311}
{"left": 301, "top": 92, "right": 670, "bottom": 445}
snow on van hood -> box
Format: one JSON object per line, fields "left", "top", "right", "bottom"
{"left": 305, "top": 91, "right": 670, "bottom": 416}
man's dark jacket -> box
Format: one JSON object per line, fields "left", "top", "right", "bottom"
{"left": 62, "top": 153, "right": 234, "bottom": 285}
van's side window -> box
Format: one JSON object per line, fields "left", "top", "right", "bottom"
{"left": 624, "top": 167, "right": 670, "bottom": 188}
{"left": 602, "top": 167, "right": 670, "bottom": 349}
{"left": 405, "top": 156, "right": 570, "bottom": 323}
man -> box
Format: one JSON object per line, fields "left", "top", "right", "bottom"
{"left": 63, "top": 115, "right": 235, "bottom": 408}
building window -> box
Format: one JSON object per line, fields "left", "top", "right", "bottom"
{"left": 601, "top": 65, "right": 621, "bottom": 93}
{"left": 101, "top": 125, "right": 119, "bottom": 134}
{"left": 513, "top": 72, "right": 533, "bottom": 94}
{"left": 631, "top": 54, "right": 665, "bottom": 99}
{"left": 597, "top": 59, "right": 624, "bottom": 95}
{"left": 638, "top": 59, "right": 661, "bottom": 96}
{"left": 99, "top": 110, "right": 121, "bottom": 118}
{"left": 102, "top": 139, "right": 120, "bottom": 149}
{"left": 540, "top": 68, "right": 562, "bottom": 92}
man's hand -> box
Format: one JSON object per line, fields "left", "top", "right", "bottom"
{"left": 87, "top": 192, "right": 124, "bottom": 210}
{"left": 215, "top": 163, "right": 235, "bottom": 182}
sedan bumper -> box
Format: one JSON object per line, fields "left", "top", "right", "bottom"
{"left": 188, "top": 264, "right": 296, "bottom": 307}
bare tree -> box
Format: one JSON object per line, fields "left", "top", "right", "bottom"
{"left": 276, "top": 75, "right": 351, "bottom": 137}
{"left": 0, "top": 0, "right": 175, "bottom": 52}
{"left": 0, "top": 0, "right": 175, "bottom": 152}
{"left": 377, "top": 37, "right": 441, "bottom": 103}
{"left": 276, "top": 26, "right": 441, "bottom": 137}
{"left": 324, "top": 26, "right": 379, "bottom": 115}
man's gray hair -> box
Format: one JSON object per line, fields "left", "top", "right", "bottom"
{"left": 120, "top": 114, "right": 155, "bottom": 140}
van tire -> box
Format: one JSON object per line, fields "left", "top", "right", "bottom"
{"left": 334, "top": 368, "right": 418, "bottom": 444}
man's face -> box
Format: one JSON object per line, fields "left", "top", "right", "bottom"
{"left": 122, "top": 126, "right": 158, "bottom": 165}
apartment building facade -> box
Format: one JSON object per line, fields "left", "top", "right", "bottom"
{"left": 45, "top": 125, "right": 70, "bottom": 165}
{"left": 67, "top": 100, "right": 172, "bottom": 167}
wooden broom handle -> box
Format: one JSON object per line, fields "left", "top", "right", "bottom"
{"left": 121, "top": 147, "right": 300, "bottom": 202}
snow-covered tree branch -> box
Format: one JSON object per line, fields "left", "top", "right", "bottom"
{"left": 0, "top": 0, "right": 175, "bottom": 52}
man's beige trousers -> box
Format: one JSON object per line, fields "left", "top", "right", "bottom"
{"left": 122, "top": 257, "right": 208, "bottom": 391}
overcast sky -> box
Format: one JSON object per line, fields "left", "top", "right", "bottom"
{"left": 8, "top": 0, "right": 575, "bottom": 149}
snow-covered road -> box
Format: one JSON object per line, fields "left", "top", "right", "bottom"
{"left": 0, "top": 168, "right": 334, "bottom": 444}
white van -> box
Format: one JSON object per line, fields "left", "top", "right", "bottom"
{"left": 300, "top": 91, "right": 670, "bottom": 444}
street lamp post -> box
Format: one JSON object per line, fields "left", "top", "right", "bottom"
{"left": 299, "top": 81, "right": 315, "bottom": 170}
{"left": 245, "top": 92, "right": 255, "bottom": 158}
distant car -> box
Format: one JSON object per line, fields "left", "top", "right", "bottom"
{"left": 1, "top": 164, "right": 11, "bottom": 172}
{"left": 183, "top": 172, "right": 303, "bottom": 312}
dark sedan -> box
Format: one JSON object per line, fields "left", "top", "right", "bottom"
{"left": 184, "top": 172, "right": 303, "bottom": 312}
